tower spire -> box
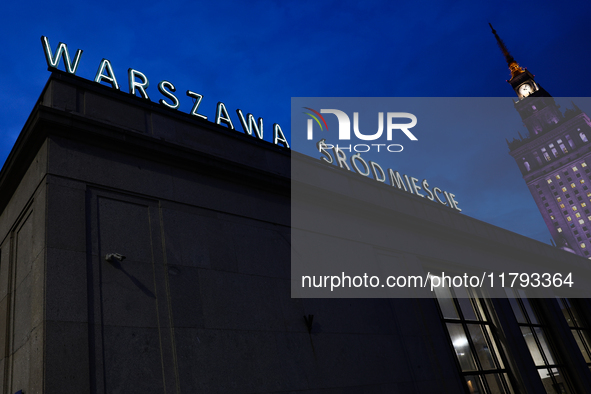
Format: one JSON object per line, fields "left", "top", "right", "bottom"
{"left": 489, "top": 23, "right": 524, "bottom": 79}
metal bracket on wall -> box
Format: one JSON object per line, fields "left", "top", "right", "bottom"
{"left": 105, "top": 253, "right": 126, "bottom": 263}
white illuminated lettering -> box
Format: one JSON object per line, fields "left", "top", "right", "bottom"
{"left": 388, "top": 169, "right": 408, "bottom": 191}
{"left": 411, "top": 177, "right": 424, "bottom": 197}
{"left": 317, "top": 139, "right": 333, "bottom": 164}
{"left": 41, "top": 36, "right": 83, "bottom": 74}
{"left": 236, "top": 109, "right": 263, "bottom": 139}
{"left": 186, "top": 91, "right": 207, "bottom": 119}
{"left": 351, "top": 153, "right": 370, "bottom": 176}
{"left": 273, "top": 123, "right": 289, "bottom": 148}
{"left": 333, "top": 147, "right": 350, "bottom": 170}
{"left": 158, "top": 80, "right": 180, "bottom": 109}
{"left": 422, "top": 179, "right": 434, "bottom": 201}
{"left": 215, "top": 102, "right": 234, "bottom": 129}
{"left": 94, "top": 59, "right": 119, "bottom": 90}
{"left": 128, "top": 69, "right": 149, "bottom": 99}
{"left": 370, "top": 161, "right": 386, "bottom": 182}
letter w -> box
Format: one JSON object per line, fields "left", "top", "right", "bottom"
{"left": 236, "top": 109, "right": 263, "bottom": 139}
{"left": 41, "top": 36, "right": 83, "bottom": 74}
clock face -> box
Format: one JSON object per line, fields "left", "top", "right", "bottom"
{"left": 519, "top": 83, "right": 533, "bottom": 96}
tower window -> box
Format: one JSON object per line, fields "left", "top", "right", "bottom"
{"left": 573, "top": 166, "right": 579, "bottom": 172}
{"left": 577, "top": 173, "right": 582, "bottom": 178}
{"left": 583, "top": 162, "right": 588, "bottom": 168}
{"left": 556, "top": 174, "right": 561, "bottom": 180}
{"left": 581, "top": 180, "right": 585, "bottom": 184}
{"left": 573, "top": 206, "right": 578, "bottom": 211}
{"left": 536, "top": 184, "right": 540, "bottom": 189}
{"left": 583, "top": 203, "right": 587, "bottom": 208}
{"left": 549, "top": 144, "right": 558, "bottom": 158}
{"left": 580, "top": 132, "right": 588, "bottom": 143}
{"left": 581, "top": 243, "right": 586, "bottom": 249}
{"left": 542, "top": 197, "right": 547, "bottom": 201}
{"left": 559, "top": 182, "right": 564, "bottom": 186}
{"left": 567, "top": 216, "right": 572, "bottom": 222}
{"left": 576, "top": 213, "right": 581, "bottom": 218}
{"left": 558, "top": 228, "right": 563, "bottom": 232}
{"left": 557, "top": 197, "right": 562, "bottom": 202}
{"left": 568, "top": 177, "right": 573, "bottom": 182}
{"left": 541, "top": 148, "right": 551, "bottom": 161}
{"left": 566, "top": 135, "right": 575, "bottom": 149}
{"left": 547, "top": 179, "right": 553, "bottom": 184}
{"left": 571, "top": 183, "right": 576, "bottom": 188}
{"left": 581, "top": 219, "right": 586, "bottom": 224}
{"left": 551, "top": 215, "right": 556, "bottom": 220}
{"left": 562, "top": 187, "right": 568, "bottom": 192}
{"left": 560, "top": 204, "right": 566, "bottom": 209}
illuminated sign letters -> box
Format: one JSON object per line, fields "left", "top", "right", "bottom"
{"left": 40, "top": 36, "right": 289, "bottom": 148}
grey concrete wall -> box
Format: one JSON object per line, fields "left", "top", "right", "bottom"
{"left": 0, "top": 141, "right": 48, "bottom": 394}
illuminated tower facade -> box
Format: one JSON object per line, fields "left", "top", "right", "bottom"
{"left": 491, "top": 25, "right": 591, "bottom": 257}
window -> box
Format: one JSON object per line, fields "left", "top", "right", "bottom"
{"left": 580, "top": 219, "right": 585, "bottom": 224}
{"left": 573, "top": 166, "right": 579, "bottom": 172}
{"left": 558, "top": 228, "right": 563, "bottom": 233}
{"left": 556, "top": 174, "right": 561, "bottom": 180}
{"left": 550, "top": 215, "right": 555, "bottom": 220}
{"left": 542, "top": 148, "right": 551, "bottom": 162}
{"left": 562, "top": 187, "right": 568, "bottom": 192}
{"left": 567, "top": 216, "right": 572, "bottom": 222}
{"left": 557, "top": 299, "right": 591, "bottom": 370}
{"left": 580, "top": 132, "right": 588, "bottom": 143}
{"left": 572, "top": 206, "right": 578, "bottom": 211}
{"left": 583, "top": 163, "right": 587, "bottom": 168}
{"left": 582, "top": 243, "right": 586, "bottom": 249}
{"left": 434, "top": 284, "right": 515, "bottom": 393}
{"left": 576, "top": 213, "right": 582, "bottom": 218}
{"left": 581, "top": 180, "right": 585, "bottom": 184}
{"left": 567, "top": 177, "right": 572, "bottom": 182}
{"left": 506, "top": 290, "right": 574, "bottom": 393}
{"left": 548, "top": 179, "right": 553, "bottom": 184}
{"left": 557, "top": 197, "right": 562, "bottom": 202}
{"left": 560, "top": 204, "right": 565, "bottom": 209}
{"left": 571, "top": 183, "right": 576, "bottom": 189}
{"left": 582, "top": 203, "right": 587, "bottom": 208}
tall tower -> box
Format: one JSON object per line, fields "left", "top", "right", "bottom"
{"left": 491, "top": 24, "right": 591, "bottom": 257}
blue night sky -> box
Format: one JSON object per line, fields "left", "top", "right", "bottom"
{"left": 2, "top": 0, "right": 591, "bottom": 244}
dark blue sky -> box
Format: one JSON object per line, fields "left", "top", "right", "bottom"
{"left": 2, "top": 0, "right": 591, "bottom": 243}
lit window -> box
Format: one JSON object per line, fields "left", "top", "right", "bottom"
{"left": 583, "top": 162, "right": 588, "bottom": 168}
{"left": 573, "top": 166, "right": 579, "bottom": 172}
{"left": 581, "top": 180, "right": 585, "bottom": 184}
{"left": 573, "top": 206, "right": 578, "bottom": 211}
{"left": 556, "top": 174, "right": 561, "bottom": 180}
{"left": 506, "top": 289, "right": 574, "bottom": 392}
{"left": 550, "top": 215, "right": 555, "bottom": 220}
{"left": 547, "top": 179, "right": 552, "bottom": 184}
{"left": 562, "top": 187, "right": 568, "bottom": 192}
{"left": 581, "top": 132, "right": 588, "bottom": 143}
{"left": 571, "top": 183, "right": 576, "bottom": 188}
{"left": 587, "top": 192, "right": 591, "bottom": 198}
{"left": 576, "top": 213, "right": 581, "bottom": 218}
{"left": 558, "top": 228, "right": 563, "bottom": 232}
{"left": 556, "top": 299, "right": 591, "bottom": 370}
{"left": 580, "top": 219, "right": 585, "bottom": 224}
{"left": 434, "top": 283, "right": 516, "bottom": 393}
{"left": 557, "top": 197, "right": 562, "bottom": 202}
{"left": 582, "top": 203, "right": 587, "bottom": 208}
{"left": 560, "top": 204, "right": 566, "bottom": 209}
{"left": 582, "top": 243, "right": 586, "bottom": 249}
{"left": 567, "top": 216, "right": 572, "bottom": 222}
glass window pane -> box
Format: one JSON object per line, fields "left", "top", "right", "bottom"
{"left": 464, "top": 375, "right": 485, "bottom": 394}
{"left": 543, "top": 368, "right": 571, "bottom": 394}
{"left": 485, "top": 325, "right": 505, "bottom": 369}
{"left": 571, "top": 329, "right": 591, "bottom": 363}
{"left": 433, "top": 285, "right": 459, "bottom": 319}
{"left": 484, "top": 373, "right": 506, "bottom": 394}
{"left": 521, "top": 327, "right": 545, "bottom": 366}
{"left": 454, "top": 286, "right": 477, "bottom": 320}
{"left": 468, "top": 325, "right": 495, "bottom": 370}
{"left": 447, "top": 323, "right": 477, "bottom": 371}
{"left": 558, "top": 299, "right": 576, "bottom": 327}
{"left": 535, "top": 327, "right": 556, "bottom": 365}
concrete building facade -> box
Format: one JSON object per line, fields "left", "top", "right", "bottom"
{"left": 1, "top": 71, "right": 591, "bottom": 393}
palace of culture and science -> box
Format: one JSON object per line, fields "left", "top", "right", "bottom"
{"left": 492, "top": 24, "right": 591, "bottom": 258}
